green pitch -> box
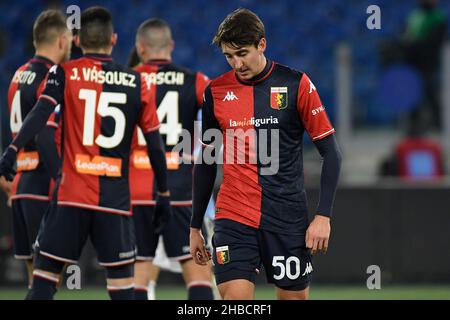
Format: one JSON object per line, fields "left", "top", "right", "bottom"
{"left": 0, "top": 285, "right": 449, "bottom": 300}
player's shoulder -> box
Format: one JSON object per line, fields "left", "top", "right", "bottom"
{"left": 210, "top": 69, "right": 236, "bottom": 88}
{"left": 273, "top": 62, "right": 305, "bottom": 81}
{"left": 112, "top": 61, "right": 140, "bottom": 77}
{"left": 167, "top": 63, "right": 196, "bottom": 76}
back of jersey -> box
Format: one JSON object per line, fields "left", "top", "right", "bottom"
{"left": 7, "top": 56, "right": 54, "bottom": 200}
{"left": 130, "top": 60, "right": 209, "bottom": 204}
{"left": 53, "top": 54, "right": 159, "bottom": 215}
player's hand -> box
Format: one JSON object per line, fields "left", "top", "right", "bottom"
{"left": 153, "top": 193, "right": 172, "bottom": 234}
{"left": 306, "top": 215, "right": 331, "bottom": 255}
{"left": 0, "top": 146, "right": 17, "bottom": 182}
{"left": 190, "top": 228, "right": 211, "bottom": 265}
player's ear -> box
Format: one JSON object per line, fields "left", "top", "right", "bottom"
{"left": 169, "top": 39, "right": 175, "bottom": 52}
{"left": 111, "top": 33, "right": 118, "bottom": 46}
{"left": 136, "top": 41, "right": 145, "bottom": 59}
{"left": 257, "top": 38, "right": 266, "bottom": 53}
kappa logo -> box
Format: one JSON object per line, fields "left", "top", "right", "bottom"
{"left": 223, "top": 91, "right": 238, "bottom": 101}
{"left": 302, "top": 262, "right": 313, "bottom": 276}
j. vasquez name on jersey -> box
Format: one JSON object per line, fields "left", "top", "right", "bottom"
{"left": 69, "top": 67, "right": 136, "bottom": 88}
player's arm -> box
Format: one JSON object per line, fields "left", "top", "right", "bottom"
{"left": 314, "top": 135, "right": 342, "bottom": 218}
{"left": 143, "top": 130, "right": 168, "bottom": 193}
{"left": 297, "top": 73, "right": 342, "bottom": 254}
{"left": 190, "top": 85, "right": 221, "bottom": 265}
{"left": 1, "top": 98, "right": 12, "bottom": 152}
{"left": 0, "top": 86, "right": 13, "bottom": 199}
{"left": 139, "top": 74, "right": 170, "bottom": 234}
{"left": 36, "top": 110, "right": 60, "bottom": 180}
{"left": 0, "top": 65, "right": 64, "bottom": 180}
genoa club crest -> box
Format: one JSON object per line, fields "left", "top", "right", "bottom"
{"left": 216, "top": 246, "right": 230, "bottom": 265}
{"left": 270, "top": 87, "right": 288, "bottom": 110}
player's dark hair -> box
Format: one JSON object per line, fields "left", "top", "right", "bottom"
{"left": 136, "top": 18, "right": 172, "bottom": 48}
{"left": 212, "top": 8, "right": 265, "bottom": 49}
{"left": 33, "top": 10, "right": 67, "bottom": 47}
{"left": 79, "top": 6, "right": 113, "bottom": 50}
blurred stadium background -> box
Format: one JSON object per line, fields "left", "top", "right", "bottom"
{"left": 1, "top": 0, "right": 450, "bottom": 299}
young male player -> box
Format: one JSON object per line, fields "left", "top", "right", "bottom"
{"left": 190, "top": 8, "right": 342, "bottom": 300}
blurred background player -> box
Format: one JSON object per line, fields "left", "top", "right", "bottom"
{"left": 0, "top": 6, "right": 171, "bottom": 300}
{"left": 127, "top": 46, "right": 181, "bottom": 300}
{"left": 2, "top": 9, "right": 71, "bottom": 291}
{"left": 190, "top": 8, "right": 342, "bottom": 300}
{"left": 130, "top": 18, "right": 214, "bottom": 300}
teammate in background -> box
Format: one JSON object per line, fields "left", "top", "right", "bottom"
{"left": 1, "top": 10, "right": 71, "bottom": 291}
{"left": 190, "top": 8, "right": 342, "bottom": 300}
{"left": 131, "top": 18, "right": 214, "bottom": 300}
{"left": 0, "top": 6, "right": 171, "bottom": 300}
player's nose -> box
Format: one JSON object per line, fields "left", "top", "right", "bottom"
{"left": 232, "top": 58, "right": 244, "bottom": 70}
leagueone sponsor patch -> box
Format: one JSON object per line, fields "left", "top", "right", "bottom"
{"left": 132, "top": 151, "right": 180, "bottom": 170}
{"left": 16, "top": 151, "right": 39, "bottom": 171}
{"left": 75, "top": 154, "right": 122, "bottom": 177}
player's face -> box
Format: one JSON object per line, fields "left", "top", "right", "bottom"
{"left": 222, "top": 38, "right": 267, "bottom": 80}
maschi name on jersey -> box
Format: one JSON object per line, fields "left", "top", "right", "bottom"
{"left": 141, "top": 71, "right": 184, "bottom": 86}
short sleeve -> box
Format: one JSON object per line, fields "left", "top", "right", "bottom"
{"left": 195, "top": 72, "right": 211, "bottom": 108}
{"left": 38, "top": 64, "right": 65, "bottom": 107}
{"left": 297, "top": 73, "right": 335, "bottom": 141}
{"left": 138, "top": 73, "right": 160, "bottom": 133}
{"left": 200, "top": 85, "right": 221, "bottom": 148}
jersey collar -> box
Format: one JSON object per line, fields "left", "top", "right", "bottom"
{"left": 235, "top": 59, "right": 275, "bottom": 86}
{"left": 144, "top": 59, "right": 172, "bottom": 65}
{"left": 30, "top": 55, "right": 55, "bottom": 68}
{"left": 84, "top": 53, "right": 113, "bottom": 61}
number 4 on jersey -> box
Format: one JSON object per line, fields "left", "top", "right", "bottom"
{"left": 137, "top": 90, "right": 182, "bottom": 146}
{"left": 10, "top": 91, "right": 23, "bottom": 134}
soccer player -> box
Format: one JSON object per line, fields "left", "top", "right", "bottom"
{"left": 2, "top": 10, "right": 71, "bottom": 289}
{"left": 131, "top": 18, "right": 214, "bottom": 300}
{"left": 190, "top": 8, "right": 342, "bottom": 300}
{"left": 0, "top": 6, "right": 171, "bottom": 300}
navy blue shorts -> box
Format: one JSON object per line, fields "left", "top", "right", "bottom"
{"left": 36, "top": 205, "right": 136, "bottom": 267}
{"left": 11, "top": 199, "right": 49, "bottom": 259}
{"left": 132, "top": 205, "right": 158, "bottom": 261}
{"left": 133, "top": 205, "right": 208, "bottom": 261}
{"left": 212, "top": 218, "right": 313, "bottom": 291}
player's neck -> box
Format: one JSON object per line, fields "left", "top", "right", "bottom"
{"left": 254, "top": 55, "right": 268, "bottom": 77}
{"left": 81, "top": 46, "right": 113, "bottom": 56}
{"left": 142, "top": 51, "right": 171, "bottom": 63}
{"left": 144, "top": 56, "right": 171, "bottom": 63}
{"left": 34, "top": 49, "right": 58, "bottom": 65}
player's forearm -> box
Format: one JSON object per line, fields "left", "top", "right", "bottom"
{"left": 144, "top": 130, "right": 168, "bottom": 193}
{"left": 11, "top": 99, "right": 55, "bottom": 150}
{"left": 36, "top": 127, "right": 60, "bottom": 180}
{"left": 191, "top": 161, "right": 217, "bottom": 229}
{"left": 1, "top": 109, "right": 12, "bottom": 152}
{"left": 314, "top": 134, "right": 342, "bottom": 217}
